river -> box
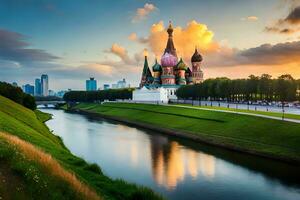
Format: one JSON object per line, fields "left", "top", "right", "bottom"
{"left": 44, "top": 109, "right": 300, "bottom": 200}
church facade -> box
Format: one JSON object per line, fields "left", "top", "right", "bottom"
{"left": 133, "top": 22, "right": 204, "bottom": 102}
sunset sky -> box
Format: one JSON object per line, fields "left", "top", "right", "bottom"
{"left": 1, "top": 0, "right": 300, "bottom": 90}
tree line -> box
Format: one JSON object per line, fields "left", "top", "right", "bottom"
{"left": 0, "top": 82, "right": 36, "bottom": 110}
{"left": 176, "top": 74, "right": 300, "bottom": 102}
{"left": 63, "top": 88, "right": 134, "bottom": 102}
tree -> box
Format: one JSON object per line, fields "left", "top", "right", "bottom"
{"left": 259, "top": 74, "right": 273, "bottom": 101}
{"left": 63, "top": 88, "right": 134, "bottom": 102}
{"left": 297, "top": 79, "right": 300, "bottom": 101}
{"left": 176, "top": 74, "right": 298, "bottom": 103}
{"left": 23, "top": 94, "right": 37, "bottom": 110}
{"left": 275, "top": 74, "right": 296, "bottom": 102}
{"left": 0, "top": 81, "right": 36, "bottom": 110}
{"left": 247, "top": 75, "right": 259, "bottom": 101}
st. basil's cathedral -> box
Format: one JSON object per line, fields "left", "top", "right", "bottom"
{"left": 133, "top": 22, "right": 204, "bottom": 102}
{"left": 139, "top": 22, "right": 204, "bottom": 88}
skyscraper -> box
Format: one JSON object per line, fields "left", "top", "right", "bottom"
{"left": 117, "top": 78, "right": 127, "bottom": 88}
{"left": 35, "top": 78, "right": 41, "bottom": 96}
{"left": 103, "top": 84, "right": 110, "bottom": 90}
{"left": 86, "top": 77, "right": 97, "bottom": 91}
{"left": 41, "top": 74, "right": 49, "bottom": 96}
{"left": 24, "top": 84, "right": 34, "bottom": 96}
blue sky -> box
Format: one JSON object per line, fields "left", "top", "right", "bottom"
{"left": 0, "top": 0, "right": 299, "bottom": 90}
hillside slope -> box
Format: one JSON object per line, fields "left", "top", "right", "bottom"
{"left": 0, "top": 95, "right": 162, "bottom": 200}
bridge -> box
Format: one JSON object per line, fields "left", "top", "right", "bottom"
{"left": 36, "top": 100, "right": 65, "bottom": 106}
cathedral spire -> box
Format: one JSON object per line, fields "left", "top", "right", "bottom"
{"left": 140, "top": 49, "right": 153, "bottom": 87}
{"left": 164, "top": 21, "right": 177, "bottom": 57}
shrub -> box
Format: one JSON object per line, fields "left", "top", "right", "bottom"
{"left": 84, "top": 163, "right": 102, "bottom": 174}
{"left": 63, "top": 88, "right": 134, "bottom": 102}
{"left": 0, "top": 81, "right": 36, "bottom": 110}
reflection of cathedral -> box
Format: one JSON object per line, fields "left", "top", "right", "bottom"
{"left": 133, "top": 22, "right": 204, "bottom": 102}
{"left": 150, "top": 137, "right": 215, "bottom": 190}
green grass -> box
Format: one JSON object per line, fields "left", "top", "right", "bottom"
{"left": 174, "top": 103, "right": 300, "bottom": 120}
{"left": 74, "top": 102, "right": 300, "bottom": 163}
{"left": 35, "top": 110, "right": 52, "bottom": 122}
{"left": 0, "top": 138, "right": 86, "bottom": 200}
{"left": 0, "top": 95, "right": 162, "bottom": 200}
{"left": 59, "top": 104, "right": 68, "bottom": 110}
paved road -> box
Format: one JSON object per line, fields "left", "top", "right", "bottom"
{"left": 167, "top": 104, "right": 300, "bottom": 124}
{"left": 173, "top": 100, "right": 300, "bottom": 115}
{"left": 113, "top": 100, "right": 300, "bottom": 123}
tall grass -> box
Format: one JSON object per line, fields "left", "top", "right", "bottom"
{"left": 0, "top": 131, "right": 101, "bottom": 200}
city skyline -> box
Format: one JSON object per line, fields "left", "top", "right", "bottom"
{"left": 19, "top": 75, "right": 129, "bottom": 97}
{"left": 1, "top": 0, "right": 300, "bottom": 90}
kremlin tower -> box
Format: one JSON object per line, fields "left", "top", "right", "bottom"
{"left": 191, "top": 48, "right": 204, "bottom": 84}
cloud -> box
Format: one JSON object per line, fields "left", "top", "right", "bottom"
{"left": 50, "top": 63, "right": 115, "bottom": 79}
{"left": 132, "top": 3, "right": 157, "bottom": 23}
{"left": 0, "top": 60, "right": 21, "bottom": 69}
{"left": 128, "top": 33, "right": 137, "bottom": 41}
{"left": 265, "top": 5, "right": 300, "bottom": 34}
{"left": 0, "top": 29, "right": 59, "bottom": 63}
{"left": 126, "top": 20, "right": 300, "bottom": 79}
{"left": 142, "top": 20, "right": 219, "bottom": 62}
{"left": 128, "top": 32, "right": 148, "bottom": 43}
{"left": 106, "top": 43, "right": 133, "bottom": 65}
{"left": 206, "top": 40, "right": 300, "bottom": 67}
{"left": 241, "top": 16, "right": 259, "bottom": 21}
{"left": 264, "top": 26, "right": 298, "bottom": 34}
{"left": 280, "top": 0, "right": 300, "bottom": 9}
{"left": 284, "top": 6, "right": 300, "bottom": 24}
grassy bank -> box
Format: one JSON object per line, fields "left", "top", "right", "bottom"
{"left": 173, "top": 103, "right": 300, "bottom": 120}
{"left": 0, "top": 95, "right": 162, "bottom": 200}
{"left": 73, "top": 102, "right": 300, "bottom": 164}
{"left": 0, "top": 132, "right": 100, "bottom": 200}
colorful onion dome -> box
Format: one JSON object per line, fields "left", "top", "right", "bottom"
{"left": 191, "top": 48, "right": 203, "bottom": 62}
{"left": 161, "top": 52, "right": 177, "bottom": 67}
{"left": 176, "top": 58, "right": 188, "bottom": 71}
{"left": 152, "top": 59, "right": 162, "bottom": 72}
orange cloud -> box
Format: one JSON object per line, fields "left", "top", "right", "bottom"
{"left": 128, "top": 33, "right": 137, "bottom": 41}
{"left": 146, "top": 20, "right": 220, "bottom": 62}
{"left": 204, "top": 63, "right": 300, "bottom": 79}
{"left": 83, "top": 63, "right": 114, "bottom": 76}
{"left": 132, "top": 3, "right": 157, "bottom": 23}
{"left": 107, "top": 43, "right": 133, "bottom": 64}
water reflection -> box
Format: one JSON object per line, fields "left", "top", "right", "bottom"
{"left": 44, "top": 109, "right": 300, "bottom": 200}
{"left": 150, "top": 136, "right": 215, "bottom": 190}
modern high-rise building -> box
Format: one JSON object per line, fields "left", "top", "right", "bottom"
{"left": 103, "top": 84, "right": 110, "bottom": 90}
{"left": 117, "top": 78, "right": 127, "bottom": 88}
{"left": 49, "top": 90, "right": 56, "bottom": 96}
{"left": 41, "top": 74, "right": 49, "bottom": 96}
{"left": 35, "top": 78, "right": 41, "bottom": 96}
{"left": 24, "top": 84, "right": 34, "bottom": 96}
{"left": 86, "top": 77, "right": 97, "bottom": 91}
